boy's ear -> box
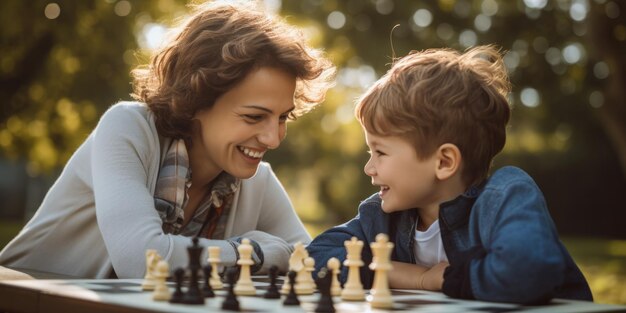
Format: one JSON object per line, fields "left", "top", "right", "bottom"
{"left": 435, "top": 143, "right": 461, "bottom": 181}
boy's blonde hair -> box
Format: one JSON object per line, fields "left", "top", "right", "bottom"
{"left": 356, "top": 45, "right": 511, "bottom": 186}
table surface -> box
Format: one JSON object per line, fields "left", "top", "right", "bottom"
{"left": 1, "top": 266, "right": 625, "bottom": 313}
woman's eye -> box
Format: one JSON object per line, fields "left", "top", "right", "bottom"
{"left": 279, "top": 114, "right": 289, "bottom": 123}
{"left": 243, "top": 115, "right": 263, "bottom": 122}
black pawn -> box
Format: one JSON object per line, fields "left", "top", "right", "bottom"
{"left": 202, "top": 264, "right": 215, "bottom": 298}
{"left": 183, "top": 237, "right": 204, "bottom": 304}
{"left": 263, "top": 265, "right": 280, "bottom": 299}
{"left": 283, "top": 270, "right": 300, "bottom": 306}
{"left": 221, "top": 267, "right": 240, "bottom": 311}
{"left": 315, "top": 268, "right": 335, "bottom": 313}
{"left": 169, "top": 267, "right": 185, "bottom": 304}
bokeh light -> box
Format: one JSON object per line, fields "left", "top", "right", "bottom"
{"left": 44, "top": 3, "right": 61, "bottom": 19}
{"left": 521, "top": 87, "right": 540, "bottom": 107}
{"left": 327, "top": 11, "right": 346, "bottom": 30}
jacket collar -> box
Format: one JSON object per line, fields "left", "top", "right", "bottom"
{"left": 438, "top": 183, "right": 483, "bottom": 230}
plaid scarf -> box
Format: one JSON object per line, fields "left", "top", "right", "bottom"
{"left": 153, "top": 139, "right": 239, "bottom": 239}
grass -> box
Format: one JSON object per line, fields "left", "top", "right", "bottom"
{"left": 0, "top": 220, "right": 623, "bottom": 304}
{"left": 0, "top": 219, "right": 22, "bottom": 248}
{"left": 562, "top": 237, "right": 626, "bottom": 304}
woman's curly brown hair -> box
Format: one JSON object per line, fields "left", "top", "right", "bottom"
{"left": 131, "top": 1, "right": 335, "bottom": 139}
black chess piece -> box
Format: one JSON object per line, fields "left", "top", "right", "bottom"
{"left": 169, "top": 267, "right": 185, "bottom": 304}
{"left": 202, "top": 264, "right": 215, "bottom": 298}
{"left": 221, "top": 266, "right": 240, "bottom": 311}
{"left": 283, "top": 270, "right": 300, "bottom": 306}
{"left": 315, "top": 268, "right": 335, "bottom": 313}
{"left": 183, "top": 237, "right": 205, "bottom": 304}
{"left": 263, "top": 265, "right": 281, "bottom": 299}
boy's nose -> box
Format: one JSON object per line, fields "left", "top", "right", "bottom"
{"left": 363, "top": 159, "right": 376, "bottom": 176}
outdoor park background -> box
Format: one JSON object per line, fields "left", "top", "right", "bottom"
{"left": 1, "top": 0, "right": 625, "bottom": 304}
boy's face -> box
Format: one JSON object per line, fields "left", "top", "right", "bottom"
{"left": 363, "top": 130, "right": 439, "bottom": 213}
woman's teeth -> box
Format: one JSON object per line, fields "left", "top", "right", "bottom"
{"left": 239, "top": 146, "right": 264, "bottom": 159}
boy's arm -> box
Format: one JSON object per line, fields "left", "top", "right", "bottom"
{"left": 307, "top": 197, "right": 389, "bottom": 288}
{"left": 443, "top": 178, "right": 566, "bottom": 304}
{"left": 389, "top": 261, "right": 448, "bottom": 290}
{"left": 306, "top": 215, "right": 371, "bottom": 285}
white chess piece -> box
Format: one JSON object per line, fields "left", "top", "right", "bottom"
{"left": 152, "top": 260, "right": 171, "bottom": 301}
{"left": 207, "top": 246, "right": 223, "bottom": 289}
{"left": 234, "top": 238, "right": 256, "bottom": 296}
{"left": 327, "top": 257, "right": 342, "bottom": 296}
{"left": 282, "top": 241, "right": 307, "bottom": 295}
{"left": 369, "top": 233, "right": 394, "bottom": 308}
{"left": 295, "top": 257, "right": 315, "bottom": 295}
{"left": 142, "top": 249, "right": 161, "bottom": 291}
{"left": 341, "top": 237, "right": 365, "bottom": 301}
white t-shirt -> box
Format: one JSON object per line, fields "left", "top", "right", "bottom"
{"left": 413, "top": 219, "right": 449, "bottom": 267}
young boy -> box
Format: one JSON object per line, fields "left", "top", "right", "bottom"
{"left": 306, "top": 45, "right": 592, "bottom": 304}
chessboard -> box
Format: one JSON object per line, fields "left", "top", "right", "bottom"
{"left": 1, "top": 276, "right": 625, "bottom": 313}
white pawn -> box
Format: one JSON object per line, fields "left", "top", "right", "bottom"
{"left": 369, "top": 233, "right": 394, "bottom": 309}
{"left": 341, "top": 237, "right": 365, "bottom": 301}
{"left": 152, "top": 260, "right": 171, "bottom": 301}
{"left": 327, "top": 257, "right": 342, "bottom": 296}
{"left": 296, "top": 257, "right": 315, "bottom": 295}
{"left": 207, "top": 246, "right": 223, "bottom": 290}
{"left": 142, "top": 249, "right": 161, "bottom": 291}
{"left": 234, "top": 238, "right": 256, "bottom": 296}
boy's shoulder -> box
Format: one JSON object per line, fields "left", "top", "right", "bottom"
{"left": 483, "top": 166, "right": 540, "bottom": 192}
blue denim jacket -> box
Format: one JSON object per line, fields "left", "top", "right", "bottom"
{"left": 306, "top": 166, "right": 592, "bottom": 304}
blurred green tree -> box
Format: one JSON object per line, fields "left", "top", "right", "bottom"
{"left": 0, "top": 0, "right": 186, "bottom": 174}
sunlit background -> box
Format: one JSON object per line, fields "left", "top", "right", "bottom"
{"left": 1, "top": 0, "right": 625, "bottom": 304}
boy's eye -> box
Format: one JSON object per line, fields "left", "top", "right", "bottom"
{"left": 279, "top": 114, "right": 290, "bottom": 123}
{"left": 366, "top": 150, "right": 385, "bottom": 156}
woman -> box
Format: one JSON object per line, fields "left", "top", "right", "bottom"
{"left": 0, "top": 2, "right": 335, "bottom": 278}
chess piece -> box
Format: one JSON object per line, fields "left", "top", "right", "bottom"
{"left": 315, "top": 268, "right": 335, "bottom": 313}
{"left": 234, "top": 238, "right": 256, "bottom": 296}
{"left": 263, "top": 265, "right": 281, "bottom": 299}
{"left": 169, "top": 267, "right": 185, "bottom": 304}
{"left": 341, "top": 237, "right": 365, "bottom": 301}
{"left": 295, "top": 257, "right": 315, "bottom": 295}
{"left": 142, "top": 249, "right": 161, "bottom": 291}
{"left": 283, "top": 271, "right": 300, "bottom": 306}
{"left": 222, "top": 267, "right": 240, "bottom": 311}
{"left": 183, "top": 237, "right": 205, "bottom": 304}
{"left": 327, "top": 257, "right": 342, "bottom": 296}
{"left": 369, "top": 233, "right": 394, "bottom": 309}
{"left": 202, "top": 264, "right": 215, "bottom": 298}
{"left": 282, "top": 241, "right": 308, "bottom": 294}
{"left": 207, "top": 246, "right": 223, "bottom": 289}
{"left": 152, "top": 260, "right": 171, "bottom": 301}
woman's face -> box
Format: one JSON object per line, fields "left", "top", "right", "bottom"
{"left": 191, "top": 66, "right": 296, "bottom": 179}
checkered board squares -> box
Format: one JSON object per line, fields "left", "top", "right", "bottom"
{"left": 4, "top": 278, "right": 625, "bottom": 313}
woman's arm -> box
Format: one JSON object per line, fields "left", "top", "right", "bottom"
{"left": 232, "top": 163, "right": 311, "bottom": 274}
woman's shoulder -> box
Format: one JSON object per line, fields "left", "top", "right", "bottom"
{"left": 100, "top": 101, "right": 151, "bottom": 122}
{"left": 242, "top": 162, "right": 274, "bottom": 186}
{"left": 95, "top": 101, "right": 156, "bottom": 135}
